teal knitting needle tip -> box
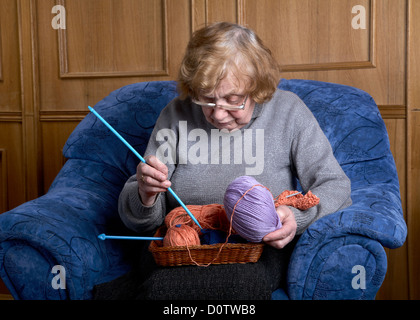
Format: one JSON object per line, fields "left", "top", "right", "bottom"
{"left": 286, "top": 191, "right": 302, "bottom": 198}
{"left": 88, "top": 106, "right": 147, "bottom": 163}
{"left": 88, "top": 106, "right": 203, "bottom": 230}
{"left": 98, "top": 233, "right": 164, "bottom": 241}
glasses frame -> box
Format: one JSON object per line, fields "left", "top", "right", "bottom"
{"left": 192, "top": 95, "right": 248, "bottom": 111}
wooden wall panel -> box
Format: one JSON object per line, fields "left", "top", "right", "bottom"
{"left": 36, "top": 0, "right": 191, "bottom": 112}
{"left": 407, "top": 114, "right": 420, "bottom": 299}
{"left": 0, "top": 0, "right": 25, "bottom": 215}
{"left": 252, "top": 0, "right": 406, "bottom": 108}
{"left": 0, "top": 123, "right": 25, "bottom": 211}
{"left": 407, "top": 0, "right": 420, "bottom": 300}
{"left": 245, "top": 0, "right": 372, "bottom": 67}
{"left": 60, "top": 0, "right": 168, "bottom": 77}
{"left": 41, "top": 121, "right": 79, "bottom": 192}
{"left": 204, "top": 0, "right": 240, "bottom": 25}
{"left": 0, "top": 149, "right": 6, "bottom": 213}
{"left": 0, "top": 0, "right": 21, "bottom": 112}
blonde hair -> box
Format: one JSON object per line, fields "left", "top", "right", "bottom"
{"left": 177, "top": 22, "right": 281, "bottom": 104}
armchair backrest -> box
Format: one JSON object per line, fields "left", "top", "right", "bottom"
{"left": 278, "top": 80, "right": 398, "bottom": 194}
{"left": 63, "top": 81, "right": 179, "bottom": 178}
{"left": 279, "top": 79, "right": 390, "bottom": 166}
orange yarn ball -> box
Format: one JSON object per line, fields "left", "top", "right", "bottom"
{"left": 163, "top": 224, "right": 201, "bottom": 247}
{"left": 162, "top": 204, "right": 231, "bottom": 247}
{"left": 164, "top": 204, "right": 230, "bottom": 235}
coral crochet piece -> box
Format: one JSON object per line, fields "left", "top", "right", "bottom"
{"left": 275, "top": 190, "right": 320, "bottom": 211}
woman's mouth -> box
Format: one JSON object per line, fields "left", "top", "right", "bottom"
{"left": 215, "top": 121, "right": 233, "bottom": 128}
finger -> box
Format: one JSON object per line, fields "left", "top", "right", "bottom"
{"left": 138, "top": 163, "right": 170, "bottom": 186}
{"left": 262, "top": 229, "right": 282, "bottom": 242}
{"left": 276, "top": 205, "right": 291, "bottom": 221}
{"left": 144, "top": 155, "right": 169, "bottom": 179}
{"left": 264, "top": 227, "right": 295, "bottom": 248}
{"left": 264, "top": 240, "right": 282, "bottom": 249}
{"left": 141, "top": 183, "right": 169, "bottom": 194}
{"left": 265, "top": 235, "right": 293, "bottom": 249}
{"left": 263, "top": 223, "right": 294, "bottom": 242}
{"left": 140, "top": 173, "right": 171, "bottom": 190}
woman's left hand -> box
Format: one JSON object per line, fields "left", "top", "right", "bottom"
{"left": 263, "top": 205, "right": 297, "bottom": 249}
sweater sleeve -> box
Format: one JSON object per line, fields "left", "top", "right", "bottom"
{"left": 289, "top": 99, "right": 352, "bottom": 235}
{"left": 118, "top": 174, "right": 167, "bottom": 233}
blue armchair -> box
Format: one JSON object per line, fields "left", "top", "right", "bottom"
{"left": 0, "top": 79, "right": 407, "bottom": 300}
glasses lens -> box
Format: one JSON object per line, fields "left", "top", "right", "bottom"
{"left": 219, "top": 104, "right": 244, "bottom": 110}
{"left": 192, "top": 95, "right": 247, "bottom": 110}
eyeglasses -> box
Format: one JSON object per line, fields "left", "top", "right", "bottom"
{"left": 192, "top": 95, "right": 248, "bottom": 111}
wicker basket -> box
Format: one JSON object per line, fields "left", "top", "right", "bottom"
{"left": 149, "top": 225, "right": 265, "bottom": 267}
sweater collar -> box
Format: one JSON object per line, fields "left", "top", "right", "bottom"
{"left": 251, "top": 102, "right": 263, "bottom": 119}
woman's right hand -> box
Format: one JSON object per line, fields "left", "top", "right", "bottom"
{"left": 137, "top": 155, "right": 171, "bottom": 206}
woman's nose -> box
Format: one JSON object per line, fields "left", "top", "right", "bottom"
{"left": 211, "top": 106, "right": 229, "bottom": 120}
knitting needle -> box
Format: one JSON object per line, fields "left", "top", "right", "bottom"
{"left": 98, "top": 233, "right": 163, "bottom": 241}
{"left": 286, "top": 191, "right": 302, "bottom": 198}
{"left": 88, "top": 106, "right": 203, "bottom": 230}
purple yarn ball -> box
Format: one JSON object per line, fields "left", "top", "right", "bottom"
{"left": 223, "top": 176, "right": 282, "bottom": 243}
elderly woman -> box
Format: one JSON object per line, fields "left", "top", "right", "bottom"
{"left": 118, "top": 22, "right": 352, "bottom": 251}
{"left": 94, "top": 22, "right": 354, "bottom": 301}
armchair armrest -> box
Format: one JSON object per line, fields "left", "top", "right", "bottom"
{"left": 287, "top": 159, "right": 407, "bottom": 300}
{"left": 0, "top": 159, "right": 134, "bottom": 300}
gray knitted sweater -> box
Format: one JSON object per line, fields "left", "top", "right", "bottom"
{"left": 118, "top": 89, "right": 352, "bottom": 235}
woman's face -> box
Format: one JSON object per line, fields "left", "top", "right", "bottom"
{"left": 198, "top": 75, "right": 255, "bottom": 131}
